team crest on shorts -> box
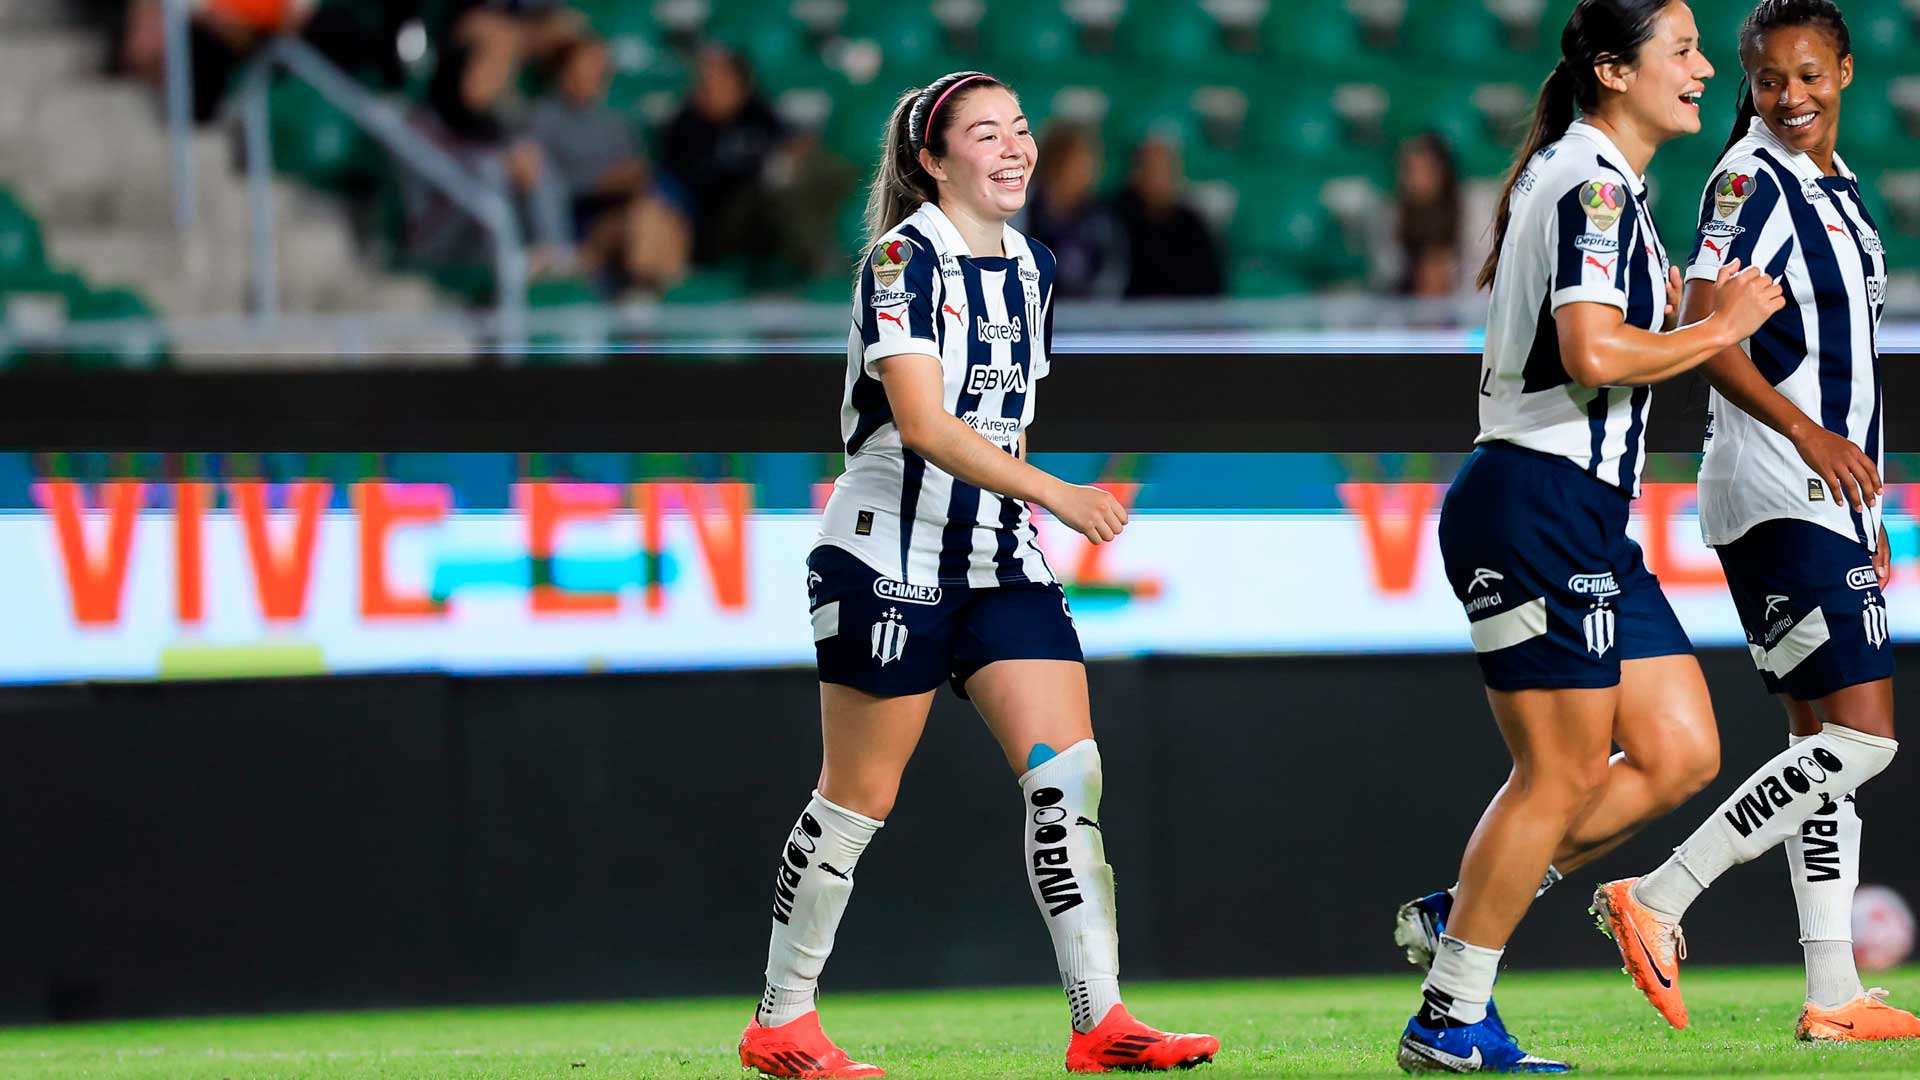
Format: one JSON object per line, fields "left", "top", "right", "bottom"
{"left": 1864, "top": 596, "right": 1889, "bottom": 649}
{"left": 1579, "top": 180, "right": 1625, "bottom": 231}
{"left": 871, "top": 607, "right": 908, "bottom": 666}
{"left": 1715, "top": 171, "right": 1756, "bottom": 218}
{"left": 871, "top": 239, "right": 912, "bottom": 288}
{"left": 1583, "top": 598, "right": 1616, "bottom": 658}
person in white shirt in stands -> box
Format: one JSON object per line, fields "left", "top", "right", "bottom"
{"left": 736, "top": 70, "right": 1219, "bottom": 1079}
{"left": 1596, "top": 0, "right": 1919, "bottom": 1043}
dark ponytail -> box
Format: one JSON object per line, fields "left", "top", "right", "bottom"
{"left": 1479, "top": 62, "right": 1578, "bottom": 289}
{"left": 1723, "top": 0, "right": 1851, "bottom": 154}
{"left": 1478, "top": 0, "right": 1671, "bottom": 290}
{"left": 862, "top": 71, "right": 1007, "bottom": 251}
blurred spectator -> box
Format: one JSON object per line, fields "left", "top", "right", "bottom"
{"left": 1024, "top": 125, "right": 1123, "bottom": 299}
{"left": 529, "top": 38, "right": 690, "bottom": 292}
{"left": 1391, "top": 132, "right": 1463, "bottom": 297}
{"left": 660, "top": 44, "right": 854, "bottom": 279}
{"left": 122, "top": 0, "right": 318, "bottom": 121}
{"left": 1113, "top": 138, "right": 1224, "bottom": 298}
{"left": 405, "top": 33, "right": 572, "bottom": 273}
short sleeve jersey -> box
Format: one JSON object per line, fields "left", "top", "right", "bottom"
{"left": 1690, "top": 116, "right": 1889, "bottom": 550}
{"left": 819, "top": 202, "right": 1059, "bottom": 588}
{"left": 1474, "top": 120, "right": 1672, "bottom": 496}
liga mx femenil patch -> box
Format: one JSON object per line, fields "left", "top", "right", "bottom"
{"left": 871, "top": 238, "right": 912, "bottom": 288}
{"left": 1579, "top": 179, "right": 1625, "bottom": 231}
{"left": 1715, "top": 171, "right": 1756, "bottom": 218}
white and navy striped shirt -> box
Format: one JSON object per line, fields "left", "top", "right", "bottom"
{"left": 818, "top": 202, "right": 1057, "bottom": 588}
{"left": 1691, "top": 116, "right": 1889, "bottom": 550}
{"left": 1475, "top": 120, "right": 1671, "bottom": 496}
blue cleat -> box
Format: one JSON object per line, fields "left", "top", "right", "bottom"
{"left": 1398, "top": 1015, "right": 1571, "bottom": 1074}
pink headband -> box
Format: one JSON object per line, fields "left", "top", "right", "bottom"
{"left": 916, "top": 73, "right": 993, "bottom": 151}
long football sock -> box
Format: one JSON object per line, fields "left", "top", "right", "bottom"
{"left": 1418, "top": 935, "right": 1502, "bottom": 1026}
{"left": 1634, "top": 725, "right": 1895, "bottom": 921}
{"left": 759, "top": 790, "right": 883, "bottom": 1026}
{"left": 1020, "top": 740, "right": 1123, "bottom": 1034}
{"left": 1783, "top": 735, "right": 1866, "bottom": 1008}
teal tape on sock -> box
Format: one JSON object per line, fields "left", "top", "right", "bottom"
{"left": 1026, "top": 742, "right": 1058, "bottom": 770}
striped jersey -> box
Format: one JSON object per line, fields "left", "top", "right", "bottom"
{"left": 1689, "top": 116, "right": 1888, "bottom": 550}
{"left": 818, "top": 202, "right": 1058, "bottom": 588}
{"left": 1475, "top": 120, "right": 1672, "bottom": 496}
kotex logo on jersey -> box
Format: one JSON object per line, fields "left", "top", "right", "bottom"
{"left": 975, "top": 315, "right": 1023, "bottom": 343}
{"left": 871, "top": 239, "right": 912, "bottom": 288}
{"left": 1579, "top": 179, "right": 1625, "bottom": 230}
{"left": 1714, "top": 171, "right": 1756, "bottom": 218}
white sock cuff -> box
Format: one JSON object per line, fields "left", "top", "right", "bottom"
{"left": 1819, "top": 723, "right": 1898, "bottom": 754}
{"left": 1017, "top": 738, "right": 1100, "bottom": 787}
{"left": 811, "top": 789, "right": 885, "bottom": 833}
{"left": 1427, "top": 935, "right": 1503, "bottom": 1003}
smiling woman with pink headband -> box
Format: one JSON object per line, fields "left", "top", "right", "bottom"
{"left": 735, "top": 71, "right": 1219, "bottom": 1078}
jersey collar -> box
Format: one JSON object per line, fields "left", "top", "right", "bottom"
{"left": 1745, "top": 114, "right": 1855, "bottom": 183}
{"left": 917, "top": 201, "right": 1029, "bottom": 265}
{"left": 1564, "top": 120, "right": 1647, "bottom": 196}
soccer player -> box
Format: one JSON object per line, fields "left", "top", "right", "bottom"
{"left": 1592, "top": 0, "right": 1919, "bottom": 1040}
{"left": 735, "top": 71, "right": 1219, "bottom": 1078}
{"left": 1392, "top": 1, "right": 1786, "bottom": 1072}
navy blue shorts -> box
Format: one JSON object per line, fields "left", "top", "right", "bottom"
{"left": 1715, "top": 518, "right": 1892, "bottom": 701}
{"left": 806, "top": 545, "right": 1084, "bottom": 699}
{"left": 1438, "top": 442, "right": 1694, "bottom": 691}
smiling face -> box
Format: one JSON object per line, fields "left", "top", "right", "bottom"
{"left": 1745, "top": 24, "right": 1851, "bottom": 159}
{"left": 920, "top": 85, "right": 1036, "bottom": 223}
{"left": 1600, "top": 1, "right": 1715, "bottom": 141}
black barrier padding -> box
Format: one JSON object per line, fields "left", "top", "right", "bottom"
{"left": 2, "top": 650, "right": 1916, "bottom": 1021}
{"left": 0, "top": 354, "right": 1829, "bottom": 452}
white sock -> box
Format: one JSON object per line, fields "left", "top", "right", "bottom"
{"left": 1020, "top": 740, "right": 1123, "bottom": 1034}
{"left": 1420, "top": 935, "right": 1502, "bottom": 1026}
{"left": 759, "top": 790, "right": 883, "bottom": 1026}
{"left": 1784, "top": 734, "right": 1866, "bottom": 1008}
{"left": 1635, "top": 725, "right": 1896, "bottom": 921}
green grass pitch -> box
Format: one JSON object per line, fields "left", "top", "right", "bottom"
{"left": 2, "top": 966, "right": 1918, "bottom": 1078}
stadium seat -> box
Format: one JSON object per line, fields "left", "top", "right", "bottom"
{"left": 1114, "top": 2, "right": 1224, "bottom": 64}
{"left": 1396, "top": 2, "right": 1504, "bottom": 61}
{"left": 0, "top": 195, "right": 47, "bottom": 275}
{"left": 978, "top": 1, "right": 1082, "bottom": 68}
{"left": 268, "top": 77, "right": 381, "bottom": 192}
{"left": 1260, "top": 0, "right": 1364, "bottom": 57}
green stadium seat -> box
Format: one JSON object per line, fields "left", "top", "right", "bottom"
{"left": 1229, "top": 256, "right": 1313, "bottom": 297}
{"left": 662, "top": 266, "right": 750, "bottom": 304}
{"left": 845, "top": 3, "right": 955, "bottom": 73}
{"left": 1397, "top": 2, "right": 1504, "bottom": 61}
{"left": 1104, "top": 81, "right": 1201, "bottom": 153}
{"left": 0, "top": 196, "right": 47, "bottom": 275}
{"left": 1115, "top": 2, "right": 1224, "bottom": 64}
{"left": 706, "top": 7, "right": 814, "bottom": 87}
{"left": 1236, "top": 181, "right": 1331, "bottom": 260}
{"left": 1248, "top": 93, "right": 1341, "bottom": 159}
{"left": 67, "top": 286, "right": 166, "bottom": 370}
{"left": 824, "top": 86, "right": 899, "bottom": 170}
{"left": 268, "top": 77, "right": 380, "bottom": 192}
{"left": 979, "top": 2, "right": 1082, "bottom": 68}
{"left": 1261, "top": 0, "right": 1363, "bottom": 58}
{"left": 1852, "top": 8, "right": 1916, "bottom": 63}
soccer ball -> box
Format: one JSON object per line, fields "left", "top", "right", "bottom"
{"left": 1852, "top": 884, "right": 1916, "bottom": 970}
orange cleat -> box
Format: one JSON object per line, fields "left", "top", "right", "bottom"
{"left": 1591, "top": 878, "right": 1689, "bottom": 1030}
{"left": 1797, "top": 988, "right": 1920, "bottom": 1041}
{"left": 739, "top": 1011, "right": 885, "bottom": 1078}
{"left": 1065, "top": 1004, "right": 1219, "bottom": 1073}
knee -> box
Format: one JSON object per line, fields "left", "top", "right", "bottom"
{"left": 1654, "top": 734, "right": 1719, "bottom": 809}
{"left": 1511, "top": 756, "right": 1610, "bottom": 817}
{"left": 818, "top": 773, "right": 900, "bottom": 822}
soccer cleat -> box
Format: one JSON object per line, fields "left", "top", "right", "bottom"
{"left": 1796, "top": 987, "right": 1920, "bottom": 1041}
{"left": 739, "top": 1011, "right": 885, "bottom": 1078}
{"left": 1065, "top": 1004, "right": 1219, "bottom": 1073}
{"left": 1398, "top": 1015, "right": 1570, "bottom": 1073}
{"left": 1395, "top": 890, "right": 1452, "bottom": 968}
{"left": 1394, "top": 890, "right": 1507, "bottom": 1031}
{"left": 1590, "top": 878, "right": 1688, "bottom": 1030}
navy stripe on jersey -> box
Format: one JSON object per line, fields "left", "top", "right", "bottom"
{"left": 991, "top": 266, "right": 1035, "bottom": 584}
{"left": 1588, "top": 168, "right": 1641, "bottom": 476}
{"left": 1835, "top": 186, "right": 1884, "bottom": 470}
{"left": 937, "top": 262, "right": 997, "bottom": 583}
{"left": 1748, "top": 238, "right": 1806, "bottom": 384}
{"left": 1724, "top": 169, "right": 1780, "bottom": 270}
{"left": 899, "top": 450, "right": 927, "bottom": 581}
{"left": 1520, "top": 294, "right": 1564, "bottom": 393}
{"left": 1552, "top": 187, "right": 1590, "bottom": 293}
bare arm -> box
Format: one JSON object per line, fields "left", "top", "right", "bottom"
{"left": 878, "top": 353, "right": 1128, "bottom": 543}
{"left": 1680, "top": 280, "right": 1881, "bottom": 510}
{"left": 1554, "top": 262, "right": 1783, "bottom": 388}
